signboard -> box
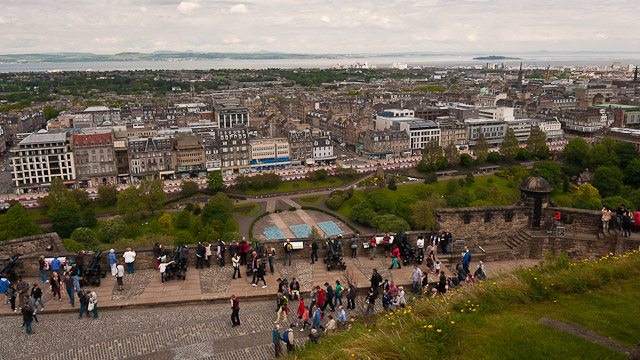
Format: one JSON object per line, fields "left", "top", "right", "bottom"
{"left": 556, "top": 227, "right": 565, "bottom": 237}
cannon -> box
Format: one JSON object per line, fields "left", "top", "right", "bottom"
{"left": 0, "top": 255, "right": 20, "bottom": 282}
{"left": 396, "top": 233, "right": 417, "bottom": 265}
{"left": 164, "top": 246, "right": 187, "bottom": 281}
{"left": 81, "top": 251, "right": 107, "bottom": 287}
{"left": 323, "top": 238, "right": 346, "bottom": 271}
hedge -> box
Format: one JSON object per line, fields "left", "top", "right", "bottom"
{"left": 248, "top": 211, "right": 270, "bottom": 239}
{"left": 300, "top": 206, "right": 360, "bottom": 233}
{"left": 62, "top": 238, "right": 84, "bottom": 252}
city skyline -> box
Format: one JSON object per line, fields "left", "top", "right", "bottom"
{"left": 1, "top": 0, "right": 638, "bottom": 54}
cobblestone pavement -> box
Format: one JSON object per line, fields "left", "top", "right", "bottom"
{"left": 199, "top": 266, "right": 234, "bottom": 294}
{"left": 277, "top": 259, "right": 314, "bottom": 289}
{"left": 0, "top": 296, "right": 385, "bottom": 360}
{"left": 112, "top": 270, "right": 155, "bottom": 301}
{"left": 351, "top": 256, "right": 395, "bottom": 284}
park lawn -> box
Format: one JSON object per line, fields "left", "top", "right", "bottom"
{"left": 298, "top": 195, "right": 324, "bottom": 205}
{"left": 241, "top": 177, "right": 343, "bottom": 195}
{"left": 232, "top": 203, "right": 259, "bottom": 217}
{"left": 28, "top": 202, "right": 118, "bottom": 221}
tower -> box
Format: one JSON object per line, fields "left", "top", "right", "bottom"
{"left": 635, "top": 66, "right": 638, "bottom": 82}
{"left": 517, "top": 62, "right": 523, "bottom": 88}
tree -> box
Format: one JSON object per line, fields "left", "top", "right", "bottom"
{"left": 516, "top": 148, "right": 532, "bottom": 161}
{"left": 572, "top": 184, "right": 602, "bottom": 210}
{"left": 422, "top": 139, "right": 443, "bottom": 170}
{"left": 602, "top": 196, "right": 631, "bottom": 211}
{"left": 592, "top": 166, "right": 624, "bottom": 198}
{"left": 445, "top": 178, "right": 461, "bottom": 196}
{"left": 365, "top": 189, "right": 395, "bottom": 214}
{"left": 563, "top": 137, "right": 589, "bottom": 167}
{"left": 500, "top": 128, "right": 519, "bottom": 161}
{"left": 612, "top": 141, "right": 639, "bottom": 169}
{"left": 51, "top": 204, "right": 81, "bottom": 238}
{"left": 371, "top": 214, "right": 410, "bottom": 233}
{"left": 43, "top": 177, "right": 77, "bottom": 215}
{"left": 101, "top": 215, "right": 126, "bottom": 243}
{"left": 532, "top": 161, "right": 564, "bottom": 190}
{"left": 209, "top": 192, "right": 233, "bottom": 213}
{"left": 207, "top": 170, "right": 225, "bottom": 192}
{"left": 139, "top": 176, "right": 166, "bottom": 214}
{"left": 487, "top": 152, "right": 502, "bottom": 164}
{"left": 43, "top": 105, "right": 62, "bottom": 120}
{"left": 349, "top": 203, "right": 377, "bottom": 226}
{"left": 444, "top": 141, "right": 460, "bottom": 167}
{"left": 158, "top": 213, "right": 174, "bottom": 235}
{"left": 459, "top": 153, "right": 473, "bottom": 167}
{"left": 193, "top": 203, "right": 201, "bottom": 216}
{"left": 563, "top": 177, "right": 570, "bottom": 193}
{"left": 526, "top": 125, "right": 549, "bottom": 159}
{"left": 202, "top": 202, "right": 231, "bottom": 225}
{"left": 387, "top": 178, "right": 397, "bottom": 191}
{"left": 474, "top": 132, "right": 489, "bottom": 163}
{"left": 222, "top": 231, "right": 242, "bottom": 243}
{"left": 586, "top": 144, "right": 619, "bottom": 170}
{"left": 70, "top": 227, "right": 98, "bottom": 249}
{"left": 117, "top": 186, "right": 144, "bottom": 217}
{"left": 309, "top": 169, "right": 328, "bottom": 182}
{"left": 176, "top": 210, "right": 192, "bottom": 229}
{"left": 82, "top": 208, "right": 98, "bottom": 228}
{"left": 181, "top": 180, "right": 199, "bottom": 197}
{"left": 326, "top": 196, "right": 344, "bottom": 210}
{"left": 98, "top": 185, "right": 118, "bottom": 206}
{"left": 0, "top": 204, "right": 42, "bottom": 241}
{"left": 411, "top": 194, "right": 446, "bottom": 230}
{"left": 625, "top": 159, "right": 640, "bottom": 188}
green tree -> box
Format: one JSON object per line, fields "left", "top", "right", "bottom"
{"left": 465, "top": 173, "right": 475, "bottom": 185}
{"left": 487, "top": 152, "right": 502, "bottom": 164}
{"left": 411, "top": 194, "right": 446, "bottom": 230}
{"left": 43, "top": 105, "right": 63, "bottom": 120}
{"left": 445, "top": 178, "right": 461, "bottom": 195}
{"left": 516, "top": 147, "right": 532, "bottom": 160}
{"left": 70, "top": 227, "right": 98, "bottom": 249}
{"left": 309, "top": 169, "right": 328, "bottom": 182}
{"left": 563, "top": 137, "right": 589, "bottom": 167}
{"left": 43, "top": 177, "right": 77, "bottom": 215}
{"left": 444, "top": 141, "right": 460, "bottom": 167}
{"left": 422, "top": 139, "right": 443, "bottom": 170}
{"left": 586, "top": 144, "right": 619, "bottom": 170}
{"left": 371, "top": 214, "right": 410, "bottom": 233}
{"left": 563, "top": 177, "right": 570, "bottom": 193}
{"left": 326, "top": 195, "right": 344, "bottom": 210}
{"left": 612, "top": 141, "right": 639, "bottom": 169}
{"left": 474, "top": 132, "right": 489, "bottom": 163}
{"left": 117, "top": 186, "right": 144, "bottom": 217}
{"left": 526, "top": 125, "right": 549, "bottom": 159}
{"left": 572, "top": 184, "right": 602, "bottom": 210}
{"left": 71, "top": 188, "right": 90, "bottom": 207}
{"left": 209, "top": 192, "right": 233, "bottom": 213}
{"left": 202, "top": 202, "right": 231, "bottom": 225}
{"left": 349, "top": 203, "right": 377, "bottom": 226}
{"left": 532, "top": 161, "right": 564, "bottom": 190}
{"left": 459, "top": 153, "right": 473, "bottom": 167}
{"left": 592, "top": 166, "right": 624, "bottom": 198}
{"left": 387, "top": 178, "right": 397, "bottom": 191}
{"left": 222, "top": 231, "right": 242, "bottom": 243}
{"left": 602, "top": 196, "right": 631, "bottom": 211}
{"left": 207, "top": 170, "right": 225, "bottom": 192}
{"left": 0, "top": 204, "right": 42, "bottom": 241}
{"left": 176, "top": 210, "right": 192, "bottom": 229}
{"left": 82, "top": 208, "right": 98, "bottom": 228}
{"left": 139, "top": 176, "right": 166, "bottom": 214}
{"left": 500, "top": 128, "right": 520, "bottom": 161}
{"left": 181, "top": 180, "right": 199, "bottom": 197}
{"left": 97, "top": 185, "right": 118, "bottom": 206}
{"left": 365, "top": 189, "right": 395, "bottom": 214}
{"left": 101, "top": 215, "right": 126, "bottom": 243}
{"left": 51, "top": 203, "right": 81, "bottom": 238}
{"left": 625, "top": 158, "right": 640, "bottom": 188}
{"left": 158, "top": 212, "right": 174, "bottom": 235}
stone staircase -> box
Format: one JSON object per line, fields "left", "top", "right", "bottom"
{"left": 505, "top": 230, "right": 532, "bottom": 256}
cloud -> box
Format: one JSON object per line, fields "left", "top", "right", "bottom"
{"left": 229, "top": 4, "right": 248, "bottom": 14}
{"left": 177, "top": 2, "right": 200, "bottom": 15}
{"left": 320, "top": 15, "right": 331, "bottom": 23}
{"left": 93, "top": 37, "right": 121, "bottom": 45}
{"left": 140, "top": 7, "right": 148, "bottom": 13}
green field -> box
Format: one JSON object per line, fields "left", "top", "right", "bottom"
{"left": 232, "top": 203, "right": 260, "bottom": 217}
{"left": 298, "top": 195, "right": 324, "bottom": 205}
{"left": 240, "top": 177, "right": 343, "bottom": 195}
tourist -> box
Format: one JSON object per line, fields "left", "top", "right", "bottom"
{"left": 316, "top": 286, "right": 326, "bottom": 313}
{"left": 256, "top": 259, "right": 267, "bottom": 288}
{"left": 50, "top": 254, "right": 61, "bottom": 277}
{"left": 308, "top": 328, "right": 321, "bottom": 344}
{"left": 411, "top": 264, "right": 423, "bottom": 293}
{"left": 334, "top": 280, "right": 343, "bottom": 307}
{"left": 88, "top": 289, "right": 98, "bottom": 318}
{"left": 21, "top": 303, "right": 34, "bottom": 335}
{"left": 389, "top": 280, "right": 398, "bottom": 299}
{"left": 416, "top": 234, "right": 425, "bottom": 261}
{"left": 250, "top": 252, "right": 259, "bottom": 286}
{"left": 474, "top": 261, "right": 487, "bottom": 281}
{"left": 296, "top": 296, "right": 305, "bottom": 327}
{"left": 323, "top": 282, "right": 335, "bottom": 311}
{"left": 282, "top": 285, "right": 291, "bottom": 301}
{"left": 239, "top": 237, "right": 249, "bottom": 265}
{"left": 370, "top": 269, "right": 382, "bottom": 296}
{"left": 349, "top": 236, "right": 358, "bottom": 258}
{"left": 365, "top": 289, "right": 376, "bottom": 314}
{"left": 180, "top": 246, "right": 189, "bottom": 268}
{"left": 75, "top": 250, "right": 86, "bottom": 273}
{"left": 38, "top": 256, "right": 48, "bottom": 283}
{"left": 63, "top": 273, "right": 76, "bottom": 306}
{"left": 123, "top": 247, "right": 136, "bottom": 274}
{"left": 70, "top": 262, "right": 81, "bottom": 291}
{"left": 616, "top": 205, "right": 626, "bottom": 231}
{"left": 290, "top": 278, "right": 300, "bottom": 300}
{"left": 108, "top": 249, "right": 117, "bottom": 276}
{"left": 275, "top": 292, "right": 288, "bottom": 323}
{"left": 284, "top": 239, "right": 293, "bottom": 266}
{"left": 267, "top": 247, "right": 276, "bottom": 274}
{"left": 601, "top": 207, "right": 612, "bottom": 233}
{"left": 347, "top": 284, "right": 356, "bottom": 310}
{"left": 48, "top": 272, "right": 60, "bottom": 301}
{"left": 115, "top": 262, "right": 125, "bottom": 291}
{"left": 325, "top": 315, "right": 337, "bottom": 332}
{"left": 427, "top": 251, "right": 437, "bottom": 273}
{"left": 444, "top": 228, "right": 453, "bottom": 255}
{"left": 435, "top": 261, "right": 441, "bottom": 275}
{"left": 23, "top": 294, "right": 38, "bottom": 325}
{"left": 337, "top": 305, "right": 346, "bottom": 327}
{"left": 153, "top": 243, "right": 162, "bottom": 270}
{"left": 388, "top": 246, "right": 401, "bottom": 269}
{"left": 30, "top": 284, "right": 43, "bottom": 311}
{"left": 382, "top": 233, "right": 391, "bottom": 257}
{"left": 229, "top": 240, "right": 239, "bottom": 260}
{"left": 369, "top": 235, "right": 378, "bottom": 260}
{"left": 273, "top": 324, "right": 283, "bottom": 357}
{"left": 283, "top": 324, "right": 296, "bottom": 353}
{"left": 6, "top": 283, "right": 16, "bottom": 312}
{"left": 635, "top": 209, "right": 640, "bottom": 233}
{"left": 16, "top": 278, "right": 29, "bottom": 308}
{"left": 311, "top": 304, "right": 323, "bottom": 331}
{"left": 389, "top": 292, "right": 399, "bottom": 312}
{"left": 158, "top": 259, "right": 175, "bottom": 284}
{"left": 310, "top": 239, "right": 319, "bottom": 264}
{"left": 78, "top": 290, "right": 90, "bottom": 318}
{"left": 299, "top": 301, "right": 311, "bottom": 331}
{"left": 217, "top": 239, "right": 226, "bottom": 267}
{"left": 462, "top": 246, "right": 471, "bottom": 275}
{"left": 1, "top": 276, "right": 9, "bottom": 304}
{"left": 623, "top": 209, "right": 633, "bottom": 238}
{"left": 204, "top": 242, "right": 212, "bottom": 268}
{"left": 397, "top": 286, "right": 406, "bottom": 308}
{"left": 232, "top": 253, "right": 241, "bottom": 279}
{"left": 382, "top": 279, "right": 390, "bottom": 293}
{"left": 382, "top": 289, "right": 391, "bottom": 311}
{"left": 196, "top": 242, "right": 205, "bottom": 269}
{"left": 309, "top": 286, "right": 318, "bottom": 310}
{"left": 230, "top": 294, "right": 240, "bottom": 327}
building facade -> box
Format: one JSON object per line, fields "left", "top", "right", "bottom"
{"left": 128, "top": 136, "right": 174, "bottom": 181}
{"left": 217, "top": 127, "right": 250, "bottom": 175}
{"left": 249, "top": 137, "right": 291, "bottom": 170}
{"left": 173, "top": 135, "right": 205, "bottom": 178}
{"left": 312, "top": 137, "right": 336, "bottom": 163}
{"left": 72, "top": 128, "right": 117, "bottom": 188}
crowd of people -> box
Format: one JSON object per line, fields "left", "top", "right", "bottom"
{"left": 601, "top": 205, "right": 639, "bottom": 238}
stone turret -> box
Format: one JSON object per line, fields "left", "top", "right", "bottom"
{"left": 518, "top": 174, "right": 553, "bottom": 227}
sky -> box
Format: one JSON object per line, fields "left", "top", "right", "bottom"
{"left": 0, "top": 0, "right": 638, "bottom": 54}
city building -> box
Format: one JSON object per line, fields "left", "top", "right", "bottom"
{"left": 375, "top": 112, "right": 440, "bottom": 155}
{"left": 504, "top": 118, "right": 538, "bottom": 144}
{"left": 287, "top": 129, "right": 314, "bottom": 166}
{"left": 414, "top": 106, "right": 448, "bottom": 122}
{"left": 596, "top": 127, "right": 640, "bottom": 151}
{"left": 72, "top": 128, "right": 117, "bottom": 188}
{"left": 537, "top": 118, "right": 564, "bottom": 142}
{"left": 312, "top": 137, "right": 336, "bottom": 163}
{"left": 128, "top": 136, "right": 174, "bottom": 181}
{"left": 357, "top": 129, "right": 410, "bottom": 159}
{"left": 213, "top": 99, "right": 250, "bottom": 128}
{"left": 437, "top": 118, "right": 468, "bottom": 149}
{"left": 9, "top": 130, "right": 76, "bottom": 193}
{"left": 172, "top": 135, "right": 205, "bottom": 179}
{"left": 217, "top": 127, "right": 250, "bottom": 175}
{"left": 464, "top": 118, "right": 508, "bottom": 148}
{"left": 198, "top": 132, "right": 221, "bottom": 171}
{"left": 113, "top": 131, "right": 130, "bottom": 184}
{"left": 249, "top": 137, "right": 291, "bottom": 170}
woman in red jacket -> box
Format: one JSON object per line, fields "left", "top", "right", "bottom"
{"left": 295, "top": 297, "right": 305, "bottom": 327}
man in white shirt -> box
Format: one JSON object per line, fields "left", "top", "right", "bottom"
{"left": 123, "top": 248, "right": 136, "bottom": 275}
{"left": 115, "top": 262, "right": 125, "bottom": 291}
{"left": 416, "top": 235, "right": 425, "bottom": 260}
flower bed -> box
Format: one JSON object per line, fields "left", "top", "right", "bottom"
{"left": 263, "top": 226, "right": 286, "bottom": 240}
{"left": 317, "top": 221, "right": 344, "bottom": 236}
{"left": 289, "top": 224, "right": 312, "bottom": 238}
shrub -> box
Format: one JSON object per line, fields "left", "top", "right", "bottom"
{"left": 289, "top": 206, "right": 297, "bottom": 211}
{"left": 101, "top": 215, "right": 126, "bottom": 243}
{"left": 388, "top": 178, "right": 397, "bottom": 191}
{"left": 465, "top": 173, "right": 475, "bottom": 185}
{"left": 185, "top": 203, "right": 194, "bottom": 212}
{"left": 70, "top": 227, "right": 98, "bottom": 249}
{"left": 424, "top": 173, "right": 437, "bottom": 184}
{"left": 192, "top": 203, "right": 201, "bottom": 215}
{"left": 460, "top": 153, "right": 473, "bottom": 167}
{"left": 487, "top": 151, "right": 502, "bottom": 164}
{"left": 62, "top": 238, "right": 84, "bottom": 252}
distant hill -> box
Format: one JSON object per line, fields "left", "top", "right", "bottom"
{"left": 473, "top": 55, "right": 521, "bottom": 60}
{"left": 0, "top": 52, "right": 337, "bottom": 63}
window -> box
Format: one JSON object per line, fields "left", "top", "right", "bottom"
{"left": 463, "top": 212, "right": 471, "bottom": 225}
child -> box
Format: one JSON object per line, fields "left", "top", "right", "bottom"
{"left": 435, "top": 261, "right": 441, "bottom": 275}
{"left": 158, "top": 260, "right": 175, "bottom": 283}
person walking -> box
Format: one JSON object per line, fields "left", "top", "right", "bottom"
{"left": 411, "top": 265, "right": 423, "bottom": 293}
{"left": 256, "top": 260, "right": 267, "bottom": 288}
{"left": 22, "top": 304, "right": 34, "bottom": 335}
{"left": 16, "top": 278, "right": 29, "bottom": 309}
{"left": 309, "top": 286, "right": 318, "bottom": 311}
{"left": 180, "top": 246, "right": 189, "bottom": 268}
{"left": 290, "top": 278, "right": 300, "bottom": 300}
{"left": 123, "top": 248, "right": 136, "bottom": 274}
{"left": 310, "top": 239, "right": 318, "bottom": 264}
{"left": 295, "top": 296, "right": 305, "bottom": 327}
{"left": 337, "top": 305, "right": 346, "bottom": 328}
{"left": 323, "top": 282, "right": 335, "bottom": 312}
{"left": 115, "top": 262, "right": 125, "bottom": 291}
{"left": 272, "top": 325, "right": 283, "bottom": 358}
{"left": 78, "top": 290, "right": 90, "bottom": 318}
{"left": 23, "top": 294, "right": 38, "bottom": 325}
{"left": 365, "top": 289, "right": 376, "bottom": 314}
{"left": 334, "top": 280, "right": 343, "bottom": 307}
{"left": 38, "top": 256, "right": 48, "bottom": 283}
{"left": 369, "top": 236, "right": 377, "bottom": 259}
{"left": 267, "top": 247, "right": 276, "bottom": 275}
{"left": 416, "top": 234, "right": 425, "bottom": 261}
{"left": 153, "top": 243, "right": 162, "bottom": 270}
{"left": 316, "top": 286, "right": 326, "bottom": 313}
{"left": 70, "top": 262, "right": 81, "bottom": 291}
{"left": 382, "top": 233, "right": 391, "bottom": 258}
{"left": 49, "top": 255, "right": 62, "bottom": 278}
{"left": 88, "top": 289, "right": 98, "bottom": 318}
{"left": 30, "top": 284, "right": 44, "bottom": 311}
{"left": 62, "top": 273, "right": 76, "bottom": 306}
{"left": 196, "top": 242, "right": 205, "bottom": 269}
{"left": 232, "top": 253, "right": 241, "bottom": 279}
{"left": 239, "top": 237, "right": 249, "bottom": 266}
{"left": 49, "top": 272, "right": 61, "bottom": 301}
{"left": 311, "top": 304, "right": 323, "bottom": 331}
{"left": 275, "top": 292, "right": 288, "bottom": 323}
{"left": 230, "top": 294, "right": 240, "bottom": 327}
{"left": 388, "top": 246, "right": 401, "bottom": 269}
{"left": 283, "top": 239, "right": 293, "bottom": 267}
{"left": 370, "top": 269, "right": 382, "bottom": 296}
{"left": 283, "top": 324, "right": 296, "bottom": 353}
{"left": 349, "top": 236, "right": 358, "bottom": 258}
{"left": 299, "top": 302, "right": 311, "bottom": 331}
{"left": 250, "top": 252, "right": 259, "bottom": 286}
{"left": 347, "top": 285, "right": 356, "bottom": 310}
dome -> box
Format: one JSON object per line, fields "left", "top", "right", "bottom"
{"left": 518, "top": 176, "right": 553, "bottom": 193}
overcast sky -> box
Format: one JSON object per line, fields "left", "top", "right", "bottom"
{"left": 0, "top": 0, "right": 637, "bottom": 54}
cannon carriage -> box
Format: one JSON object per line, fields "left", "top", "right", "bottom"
{"left": 0, "top": 255, "right": 21, "bottom": 283}
{"left": 323, "top": 238, "right": 346, "bottom": 271}
{"left": 81, "top": 251, "right": 107, "bottom": 287}
{"left": 164, "top": 246, "right": 187, "bottom": 281}
{"left": 395, "top": 233, "right": 418, "bottom": 265}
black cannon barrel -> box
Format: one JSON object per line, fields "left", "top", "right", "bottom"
{"left": 172, "top": 246, "right": 182, "bottom": 262}
{"left": 0, "top": 255, "right": 19, "bottom": 277}
{"left": 326, "top": 238, "right": 339, "bottom": 256}
{"left": 85, "top": 251, "right": 103, "bottom": 274}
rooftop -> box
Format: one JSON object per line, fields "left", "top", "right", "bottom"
{"left": 19, "top": 131, "right": 67, "bottom": 145}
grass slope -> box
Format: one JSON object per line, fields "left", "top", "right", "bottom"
{"left": 239, "top": 177, "right": 343, "bottom": 195}
{"left": 292, "top": 251, "right": 640, "bottom": 360}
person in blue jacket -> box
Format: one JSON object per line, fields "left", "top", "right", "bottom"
{"left": 462, "top": 246, "right": 471, "bottom": 275}
{"left": 108, "top": 249, "right": 118, "bottom": 276}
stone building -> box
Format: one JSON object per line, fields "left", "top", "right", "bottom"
{"left": 312, "top": 137, "right": 336, "bottom": 164}
{"left": 128, "top": 136, "right": 174, "bottom": 181}
{"left": 213, "top": 99, "right": 250, "bottom": 128}
{"left": 249, "top": 137, "right": 290, "bottom": 170}
{"left": 197, "top": 132, "right": 221, "bottom": 171}
{"left": 72, "top": 128, "right": 117, "bottom": 188}
{"left": 217, "top": 127, "right": 250, "bottom": 175}
{"left": 172, "top": 135, "right": 205, "bottom": 179}
{"left": 287, "top": 129, "right": 314, "bottom": 166}
{"left": 357, "top": 129, "right": 410, "bottom": 159}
